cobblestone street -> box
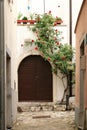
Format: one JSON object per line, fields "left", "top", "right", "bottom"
{"left": 12, "top": 110, "right": 77, "bottom": 130}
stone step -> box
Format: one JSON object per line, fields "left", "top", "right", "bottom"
{"left": 17, "top": 102, "right": 66, "bottom": 112}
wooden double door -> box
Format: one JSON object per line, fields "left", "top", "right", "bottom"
{"left": 18, "top": 55, "right": 53, "bottom": 102}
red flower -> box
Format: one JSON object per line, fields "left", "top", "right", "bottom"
{"left": 48, "top": 10, "right": 51, "bottom": 14}
{"left": 56, "top": 42, "right": 59, "bottom": 45}
{"left": 62, "top": 56, "right": 66, "bottom": 60}
{"left": 48, "top": 58, "right": 50, "bottom": 61}
{"left": 54, "top": 22, "right": 57, "bottom": 26}
{"left": 32, "top": 40, "right": 34, "bottom": 42}
{"left": 35, "top": 47, "right": 38, "bottom": 50}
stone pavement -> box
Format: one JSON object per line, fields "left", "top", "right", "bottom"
{"left": 12, "top": 110, "right": 78, "bottom": 130}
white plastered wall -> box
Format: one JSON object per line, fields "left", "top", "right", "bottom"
{"left": 17, "top": 26, "right": 68, "bottom": 102}
{"left": 17, "top": 50, "right": 64, "bottom": 103}
{"left": 4, "top": 0, "right": 18, "bottom": 125}
{"left": 16, "top": 0, "right": 70, "bottom": 103}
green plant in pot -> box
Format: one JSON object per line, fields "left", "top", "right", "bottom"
{"left": 29, "top": 13, "right": 36, "bottom": 24}
{"left": 22, "top": 16, "right": 28, "bottom": 24}
{"left": 17, "top": 12, "right": 23, "bottom": 20}
{"left": 17, "top": 12, "right": 23, "bottom": 24}
{"left": 54, "top": 17, "right": 63, "bottom": 25}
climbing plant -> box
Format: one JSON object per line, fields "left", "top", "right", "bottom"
{"left": 24, "top": 11, "right": 75, "bottom": 104}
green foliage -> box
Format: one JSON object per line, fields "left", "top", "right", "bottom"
{"left": 29, "top": 13, "right": 35, "bottom": 20}
{"left": 25, "top": 11, "right": 75, "bottom": 77}
{"left": 17, "top": 12, "right": 23, "bottom": 20}
{"left": 23, "top": 11, "right": 75, "bottom": 103}
{"left": 22, "top": 16, "right": 28, "bottom": 20}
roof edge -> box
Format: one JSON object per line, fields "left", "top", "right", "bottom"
{"left": 74, "top": 0, "right": 85, "bottom": 33}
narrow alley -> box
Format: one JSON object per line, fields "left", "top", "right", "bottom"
{"left": 0, "top": 0, "right": 85, "bottom": 130}
{"left": 12, "top": 110, "right": 77, "bottom": 130}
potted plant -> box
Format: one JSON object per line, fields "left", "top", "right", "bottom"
{"left": 31, "top": 11, "right": 55, "bottom": 30}
{"left": 29, "top": 13, "right": 36, "bottom": 24}
{"left": 22, "top": 16, "right": 28, "bottom": 24}
{"left": 54, "top": 17, "right": 63, "bottom": 25}
{"left": 35, "top": 14, "right": 41, "bottom": 22}
{"left": 17, "top": 12, "right": 23, "bottom": 24}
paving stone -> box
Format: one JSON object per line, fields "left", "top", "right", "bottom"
{"left": 12, "top": 110, "right": 77, "bottom": 130}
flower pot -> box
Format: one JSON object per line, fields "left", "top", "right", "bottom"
{"left": 17, "top": 20, "right": 22, "bottom": 24}
{"left": 17, "top": 20, "right": 29, "bottom": 24}
{"left": 56, "top": 20, "right": 63, "bottom": 24}
{"left": 22, "top": 20, "right": 29, "bottom": 24}
{"left": 29, "top": 20, "right": 36, "bottom": 24}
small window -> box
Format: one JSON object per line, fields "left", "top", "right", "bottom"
{"left": 80, "top": 40, "right": 84, "bottom": 56}
{"left": 80, "top": 34, "right": 87, "bottom": 56}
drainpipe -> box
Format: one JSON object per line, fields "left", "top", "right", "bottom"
{"left": 43, "top": 0, "right": 45, "bottom": 14}
{"left": 0, "top": 1, "right": 5, "bottom": 130}
{"left": 66, "top": 0, "right": 72, "bottom": 110}
{"left": 69, "top": 0, "right": 72, "bottom": 96}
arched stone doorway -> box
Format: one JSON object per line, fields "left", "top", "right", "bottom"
{"left": 18, "top": 55, "right": 53, "bottom": 102}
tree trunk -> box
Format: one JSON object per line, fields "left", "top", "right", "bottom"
{"left": 59, "top": 87, "right": 68, "bottom": 104}
{"left": 59, "top": 75, "right": 69, "bottom": 104}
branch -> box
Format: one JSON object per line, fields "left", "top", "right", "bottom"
{"left": 57, "top": 73, "right": 66, "bottom": 88}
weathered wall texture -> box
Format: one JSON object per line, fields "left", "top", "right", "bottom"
{"left": 17, "top": 26, "right": 67, "bottom": 103}
{"left": 4, "top": 0, "right": 18, "bottom": 126}
{"left": 75, "top": 0, "right": 87, "bottom": 108}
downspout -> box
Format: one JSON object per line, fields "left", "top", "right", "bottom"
{"left": 0, "top": 0, "right": 5, "bottom": 130}
{"left": 43, "top": 0, "right": 45, "bottom": 14}
{"left": 66, "top": 0, "right": 72, "bottom": 110}
{"left": 69, "top": 0, "right": 72, "bottom": 96}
